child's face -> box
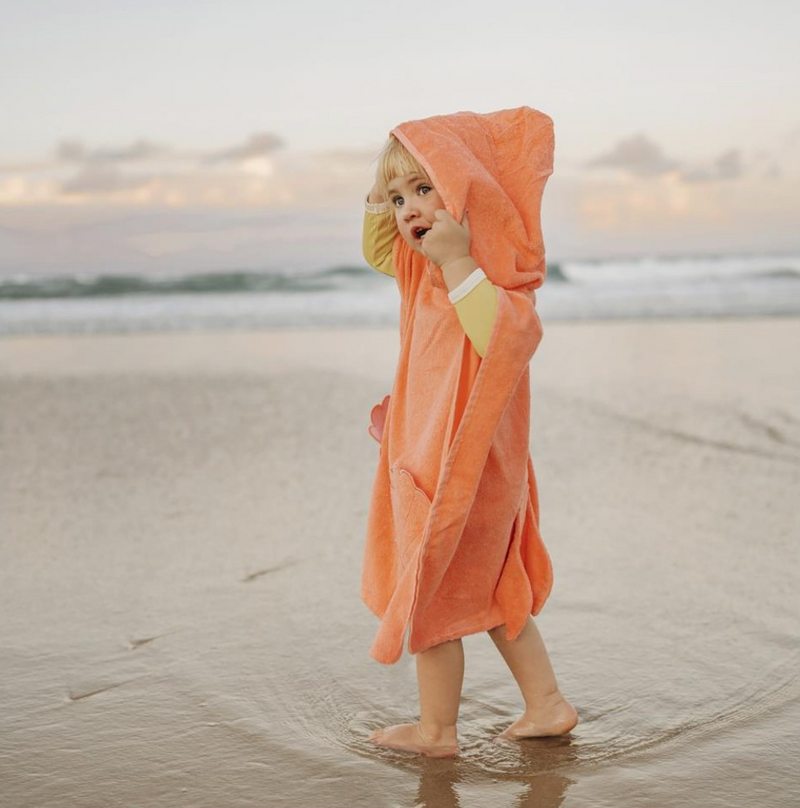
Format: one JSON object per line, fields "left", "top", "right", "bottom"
{"left": 386, "top": 172, "right": 445, "bottom": 254}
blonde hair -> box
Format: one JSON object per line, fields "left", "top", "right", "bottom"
{"left": 375, "top": 135, "right": 430, "bottom": 202}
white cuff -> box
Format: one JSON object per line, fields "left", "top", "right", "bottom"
{"left": 448, "top": 267, "right": 488, "bottom": 304}
{"left": 365, "top": 195, "right": 390, "bottom": 215}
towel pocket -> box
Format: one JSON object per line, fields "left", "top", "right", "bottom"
{"left": 389, "top": 463, "right": 432, "bottom": 567}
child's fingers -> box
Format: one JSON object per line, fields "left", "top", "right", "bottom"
{"left": 434, "top": 209, "right": 470, "bottom": 235}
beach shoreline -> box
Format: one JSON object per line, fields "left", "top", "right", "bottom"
{"left": 1, "top": 317, "right": 798, "bottom": 808}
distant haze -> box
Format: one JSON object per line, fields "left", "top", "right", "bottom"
{"left": 1, "top": 0, "right": 798, "bottom": 273}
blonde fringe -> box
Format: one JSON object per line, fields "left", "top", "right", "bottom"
{"left": 375, "top": 136, "right": 430, "bottom": 202}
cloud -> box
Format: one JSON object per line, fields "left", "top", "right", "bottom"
{"left": 2, "top": 131, "right": 797, "bottom": 269}
{"left": 61, "top": 164, "right": 150, "bottom": 194}
{"left": 206, "top": 132, "right": 284, "bottom": 164}
{"left": 680, "top": 148, "right": 744, "bottom": 183}
{"left": 587, "top": 134, "right": 752, "bottom": 185}
{"left": 577, "top": 172, "right": 727, "bottom": 233}
{"left": 0, "top": 131, "right": 375, "bottom": 209}
{"left": 0, "top": 131, "right": 319, "bottom": 207}
{"left": 55, "top": 137, "right": 169, "bottom": 164}
{"left": 585, "top": 134, "right": 681, "bottom": 177}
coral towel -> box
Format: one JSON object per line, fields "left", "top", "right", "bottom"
{"left": 361, "top": 106, "right": 555, "bottom": 664}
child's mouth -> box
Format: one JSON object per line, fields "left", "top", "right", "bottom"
{"left": 413, "top": 227, "right": 430, "bottom": 241}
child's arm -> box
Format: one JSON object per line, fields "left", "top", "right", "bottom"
{"left": 362, "top": 185, "right": 396, "bottom": 278}
{"left": 421, "top": 209, "right": 500, "bottom": 359}
{"left": 448, "top": 269, "right": 498, "bottom": 358}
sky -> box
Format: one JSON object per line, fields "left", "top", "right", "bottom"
{"left": 0, "top": 0, "right": 798, "bottom": 275}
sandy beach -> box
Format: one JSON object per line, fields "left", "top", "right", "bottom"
{"left": 1, "top": 318, "right": 798, "bottom": 808}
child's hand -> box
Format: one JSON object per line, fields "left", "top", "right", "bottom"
{"left": 421, "top": 210, "right": 471, "bottom": 268}
{"left": 367, "top": 182, "right": 386, "bottom": 205}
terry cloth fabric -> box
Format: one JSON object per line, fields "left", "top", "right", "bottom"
{"left": 362, "top": 205, "right": 498, "bottom": 357}
{"left": 361, "top": 106, "right": 555, "bottom": 665}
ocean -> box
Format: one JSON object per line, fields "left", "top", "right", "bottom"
{"left": 1, "top": 252, "right": 799, "bottom": 335}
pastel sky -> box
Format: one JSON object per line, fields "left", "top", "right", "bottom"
{"left": 0, "top": 0, "right": 798, "bottom": 275}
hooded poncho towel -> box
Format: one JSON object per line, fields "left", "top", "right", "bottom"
{"left": 361, "top": 106, "right": 555, "bottom": 665}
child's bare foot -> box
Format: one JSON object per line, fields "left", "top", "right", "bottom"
{"left": 368, "top": 722, "right": 459, "bottom": 758}
{"left": 496, "top": 691, "right": 578, "bottom": 741}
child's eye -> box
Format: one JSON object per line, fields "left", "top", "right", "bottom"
{"left": 391, "top": 195, "right": 404, "bottom": 207}
{"left": 419, "top": 185, "right": 431, "bottom": 195}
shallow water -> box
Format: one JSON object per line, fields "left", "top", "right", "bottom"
{"left": 1, "top": 325, "right": 798, "bottom": 807}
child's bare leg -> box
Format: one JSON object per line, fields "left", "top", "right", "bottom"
{"left": 368, "top": 638, "right": 463, "bottom": 757}
{"left": 488, "top": 617, "right": 578, "bottom": 740}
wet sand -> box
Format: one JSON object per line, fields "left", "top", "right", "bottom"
{"left": 1, "top": 318, "right": 798, "bottom": 808}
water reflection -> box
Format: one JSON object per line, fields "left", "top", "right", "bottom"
{"left": 413, "top": 754, "right": 574, "bottom": 808}
{"left": 360, "top": 733, "right": 579, "bottom": 808}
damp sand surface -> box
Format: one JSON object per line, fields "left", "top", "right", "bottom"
{"left": 1, "top": 319, "right": 798, "bottom": 808}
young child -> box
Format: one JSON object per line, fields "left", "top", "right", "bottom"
{"left": 361, "top": 107, "right": 577, "bottom": 758}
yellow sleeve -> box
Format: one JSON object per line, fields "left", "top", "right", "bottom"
{"left": 362, "top": 201, "right": 397, "bottom": 278}
{"left": 451, "top": 276, "right": 498, "bottom": 359}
